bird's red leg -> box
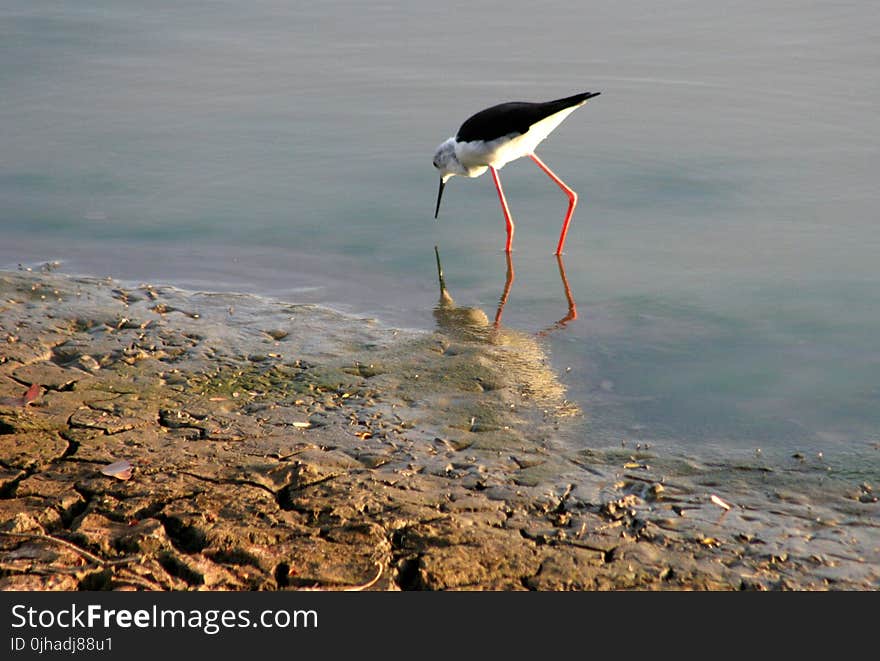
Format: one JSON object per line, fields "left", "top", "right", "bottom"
{"left": 490, "top": 166, "right": 515, "bottom": 252}
{"left": 529, "top": 154, "right": 578, "bottom": 255}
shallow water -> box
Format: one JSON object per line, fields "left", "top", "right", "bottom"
{"left": 2, "top": 2, "right": 879, "bottom": 520}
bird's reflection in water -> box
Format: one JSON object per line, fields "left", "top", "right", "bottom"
{"left": 432, "top": 246, "right": 491, "bottom": 336}
{"left": 430, "top": 246, "right": 578, "bottom": 414}
{"left": 433, "top": 246, "right": 578, "bottom": 341}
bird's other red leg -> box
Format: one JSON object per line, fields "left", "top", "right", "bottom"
{"left": 490, "top": 166, "right": 515, "bottom": 252}
{"left": 529, "top": 153, "right": 578, "bottom": 255}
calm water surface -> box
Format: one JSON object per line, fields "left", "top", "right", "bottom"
{"left": 2, "top": 2, "right": 879, "bottom": 484}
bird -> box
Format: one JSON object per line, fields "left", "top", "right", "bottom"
{"left": 432, "top": 91, "right": 600, "bottom": 255}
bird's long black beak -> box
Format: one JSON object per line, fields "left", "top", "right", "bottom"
{"left": 434, "top": 179, "right": 446, "bottom": 219}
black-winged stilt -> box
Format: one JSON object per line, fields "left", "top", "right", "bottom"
{"left": 432, "top": 91, "right": 601, "bottom": 255}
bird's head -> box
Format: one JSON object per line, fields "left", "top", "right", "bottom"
{"left": 432, "top": 137, "right": 466, "bottom": 219}
{"left": 432, "top": 138, "right": 465, "bottom": 177}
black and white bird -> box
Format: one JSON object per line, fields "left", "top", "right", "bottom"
{"left": 432, "top": 91, "right": 600, "bottom": 255}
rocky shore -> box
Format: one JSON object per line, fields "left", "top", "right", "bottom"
{"left": 1, "top": 267, "right": 876, "bottom": 590}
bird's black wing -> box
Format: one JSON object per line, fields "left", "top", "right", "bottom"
{"left": 455, "top": 92, "right": 599, "bottom": 143}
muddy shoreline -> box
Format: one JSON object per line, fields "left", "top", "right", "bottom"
{"left": 0, "top": 267, "right": 875, "bottom": 590}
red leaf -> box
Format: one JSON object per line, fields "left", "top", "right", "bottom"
{"left": 0, "top": 383, "right": 41, "bottom": 407}
{"left": 22, "top": 383, "right": 40, "bottom": 405}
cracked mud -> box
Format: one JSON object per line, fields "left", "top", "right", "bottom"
{"left": 1, "top": 269, "right": 876, "bottom": 590}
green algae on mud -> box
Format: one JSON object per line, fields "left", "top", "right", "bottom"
{"left": 0, "top": 268, "right": 877, "bottom": 590}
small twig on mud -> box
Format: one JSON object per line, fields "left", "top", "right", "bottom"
{"left": 112, "top": 570, "right": 169, "bottom": 592}
{"left": 0, "top": 561, "right": 134, "bottom": 577}
{"left": 0, "top": 530, "right": 107, "bottom": 566}
{"left": 298, "top": 562, "right": 384, "bottom": 592}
